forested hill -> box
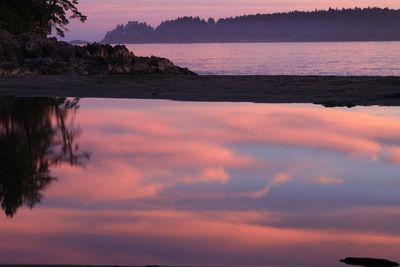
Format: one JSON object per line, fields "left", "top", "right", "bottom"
{"left": 102, "top": 8, "right": 400, "bottom": 43}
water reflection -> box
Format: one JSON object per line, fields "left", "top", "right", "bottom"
{"left": 1, "top": 98, "right": 400, "bottom": 266}
{"left": 0, "top": 97, "right": 89, "bottom": 217}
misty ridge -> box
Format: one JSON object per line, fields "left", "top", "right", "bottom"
{"left": 102, "top": 7, "right": 400, "bottom": 43}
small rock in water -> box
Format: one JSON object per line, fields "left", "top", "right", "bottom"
{"left": 340, "top": 257, "right": 399, "bottom": 267}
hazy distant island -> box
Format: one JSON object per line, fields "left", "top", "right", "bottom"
{"left": 102, "top": 7, "right": 400, "bottom": 43}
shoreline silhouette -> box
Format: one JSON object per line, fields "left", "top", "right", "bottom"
{"left": 1, "top": 75, "right": 400, "bottom": 107}
{"left": 102, "top": 7, "right": 400, "bottom": 44}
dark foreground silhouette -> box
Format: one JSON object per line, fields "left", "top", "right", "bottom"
{"left": 1, "top": 75, "right": 400, "bottom": 107}
{"left": 340, "top": 257, "right": 399, "bottom": 267}
{"left": 0, "top": 97, "right": 90, "bottom": 217}
{"left": 102, "top": 7, "right": 400, "bottom": 43}
{"left": 0, "top": 0, "right": 86, "bottom": 37}
{"left": 0, "top": 30, "right": 194, "bottom": 76}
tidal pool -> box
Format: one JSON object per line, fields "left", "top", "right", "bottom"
{"left": 1, "top": 97, "right": 400, "bottom": 266}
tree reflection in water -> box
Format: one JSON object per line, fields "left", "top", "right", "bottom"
{"left": 0, "top": 97, "right": 90, "bottom": 217}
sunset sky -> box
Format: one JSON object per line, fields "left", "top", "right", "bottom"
{"left": 64, "top": 0, "right": 400, "bottom": 41}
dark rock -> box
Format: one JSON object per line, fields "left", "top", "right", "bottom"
{"left": 340, "top": 257, "right": 399, "bottom": 267}
{"left": 0, "top": 31, "right": 195, "bottom": 76}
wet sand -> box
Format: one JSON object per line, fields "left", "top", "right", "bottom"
{"left": 1, "top": 75, "right": 400, "bottom": 106}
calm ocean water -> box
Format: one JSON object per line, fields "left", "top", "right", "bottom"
{"left": 126, "top": 42, "right": 400, "bottom": 75}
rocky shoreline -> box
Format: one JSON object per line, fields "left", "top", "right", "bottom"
{"left": 0, "top": 31, "right": 194, "bottom": 76}
{"left": 1, "top": 31, "right": 400, "bottom": 107}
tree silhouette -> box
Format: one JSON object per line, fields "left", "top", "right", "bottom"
{"left": 0, "top": 0, "right": 86, "bottom": 37}
{"left": 0, "top": 97, "right": 89, "bottom": 217}
{"left": 40, "top": 0, "right": 87, "bottom": 37}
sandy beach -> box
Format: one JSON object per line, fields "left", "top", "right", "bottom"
{"left": 1, "top": 75, "right": 400, "bottom": 107}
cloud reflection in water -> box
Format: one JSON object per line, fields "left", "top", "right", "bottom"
{"left": 1, "top": 99, "right": 400, "bottom": 266}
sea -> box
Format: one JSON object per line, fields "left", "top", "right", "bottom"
{"left": 126, "top": 41, "right": 400, "bottom": 75}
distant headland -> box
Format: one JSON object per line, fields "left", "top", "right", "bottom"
{"left": 102, "top": 7, "right": 400, "bottom": 43}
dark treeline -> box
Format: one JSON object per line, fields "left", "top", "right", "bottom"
{"left": 102, "top": 7, "right": 400, "bottom": 43}
{"left": 0, "top": 0, "right": 86, "bottom": 37}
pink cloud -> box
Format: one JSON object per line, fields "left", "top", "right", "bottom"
{"left": 314, "top": 176, "right": 343, "bottom": 185}
{"left": 80, "top": 104, "right": 400, "bottom": 159}
{"left": 48, "top": 101, "right": 400, "bottom": 203}
{"left": 2, "top": 208, "right": 400, "bottom": 265}
{"left": 384, "top": 147, "right": 400, "bottom": 164}
{"left": 4, "top": 100, "right": 400, "bottom": 265}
